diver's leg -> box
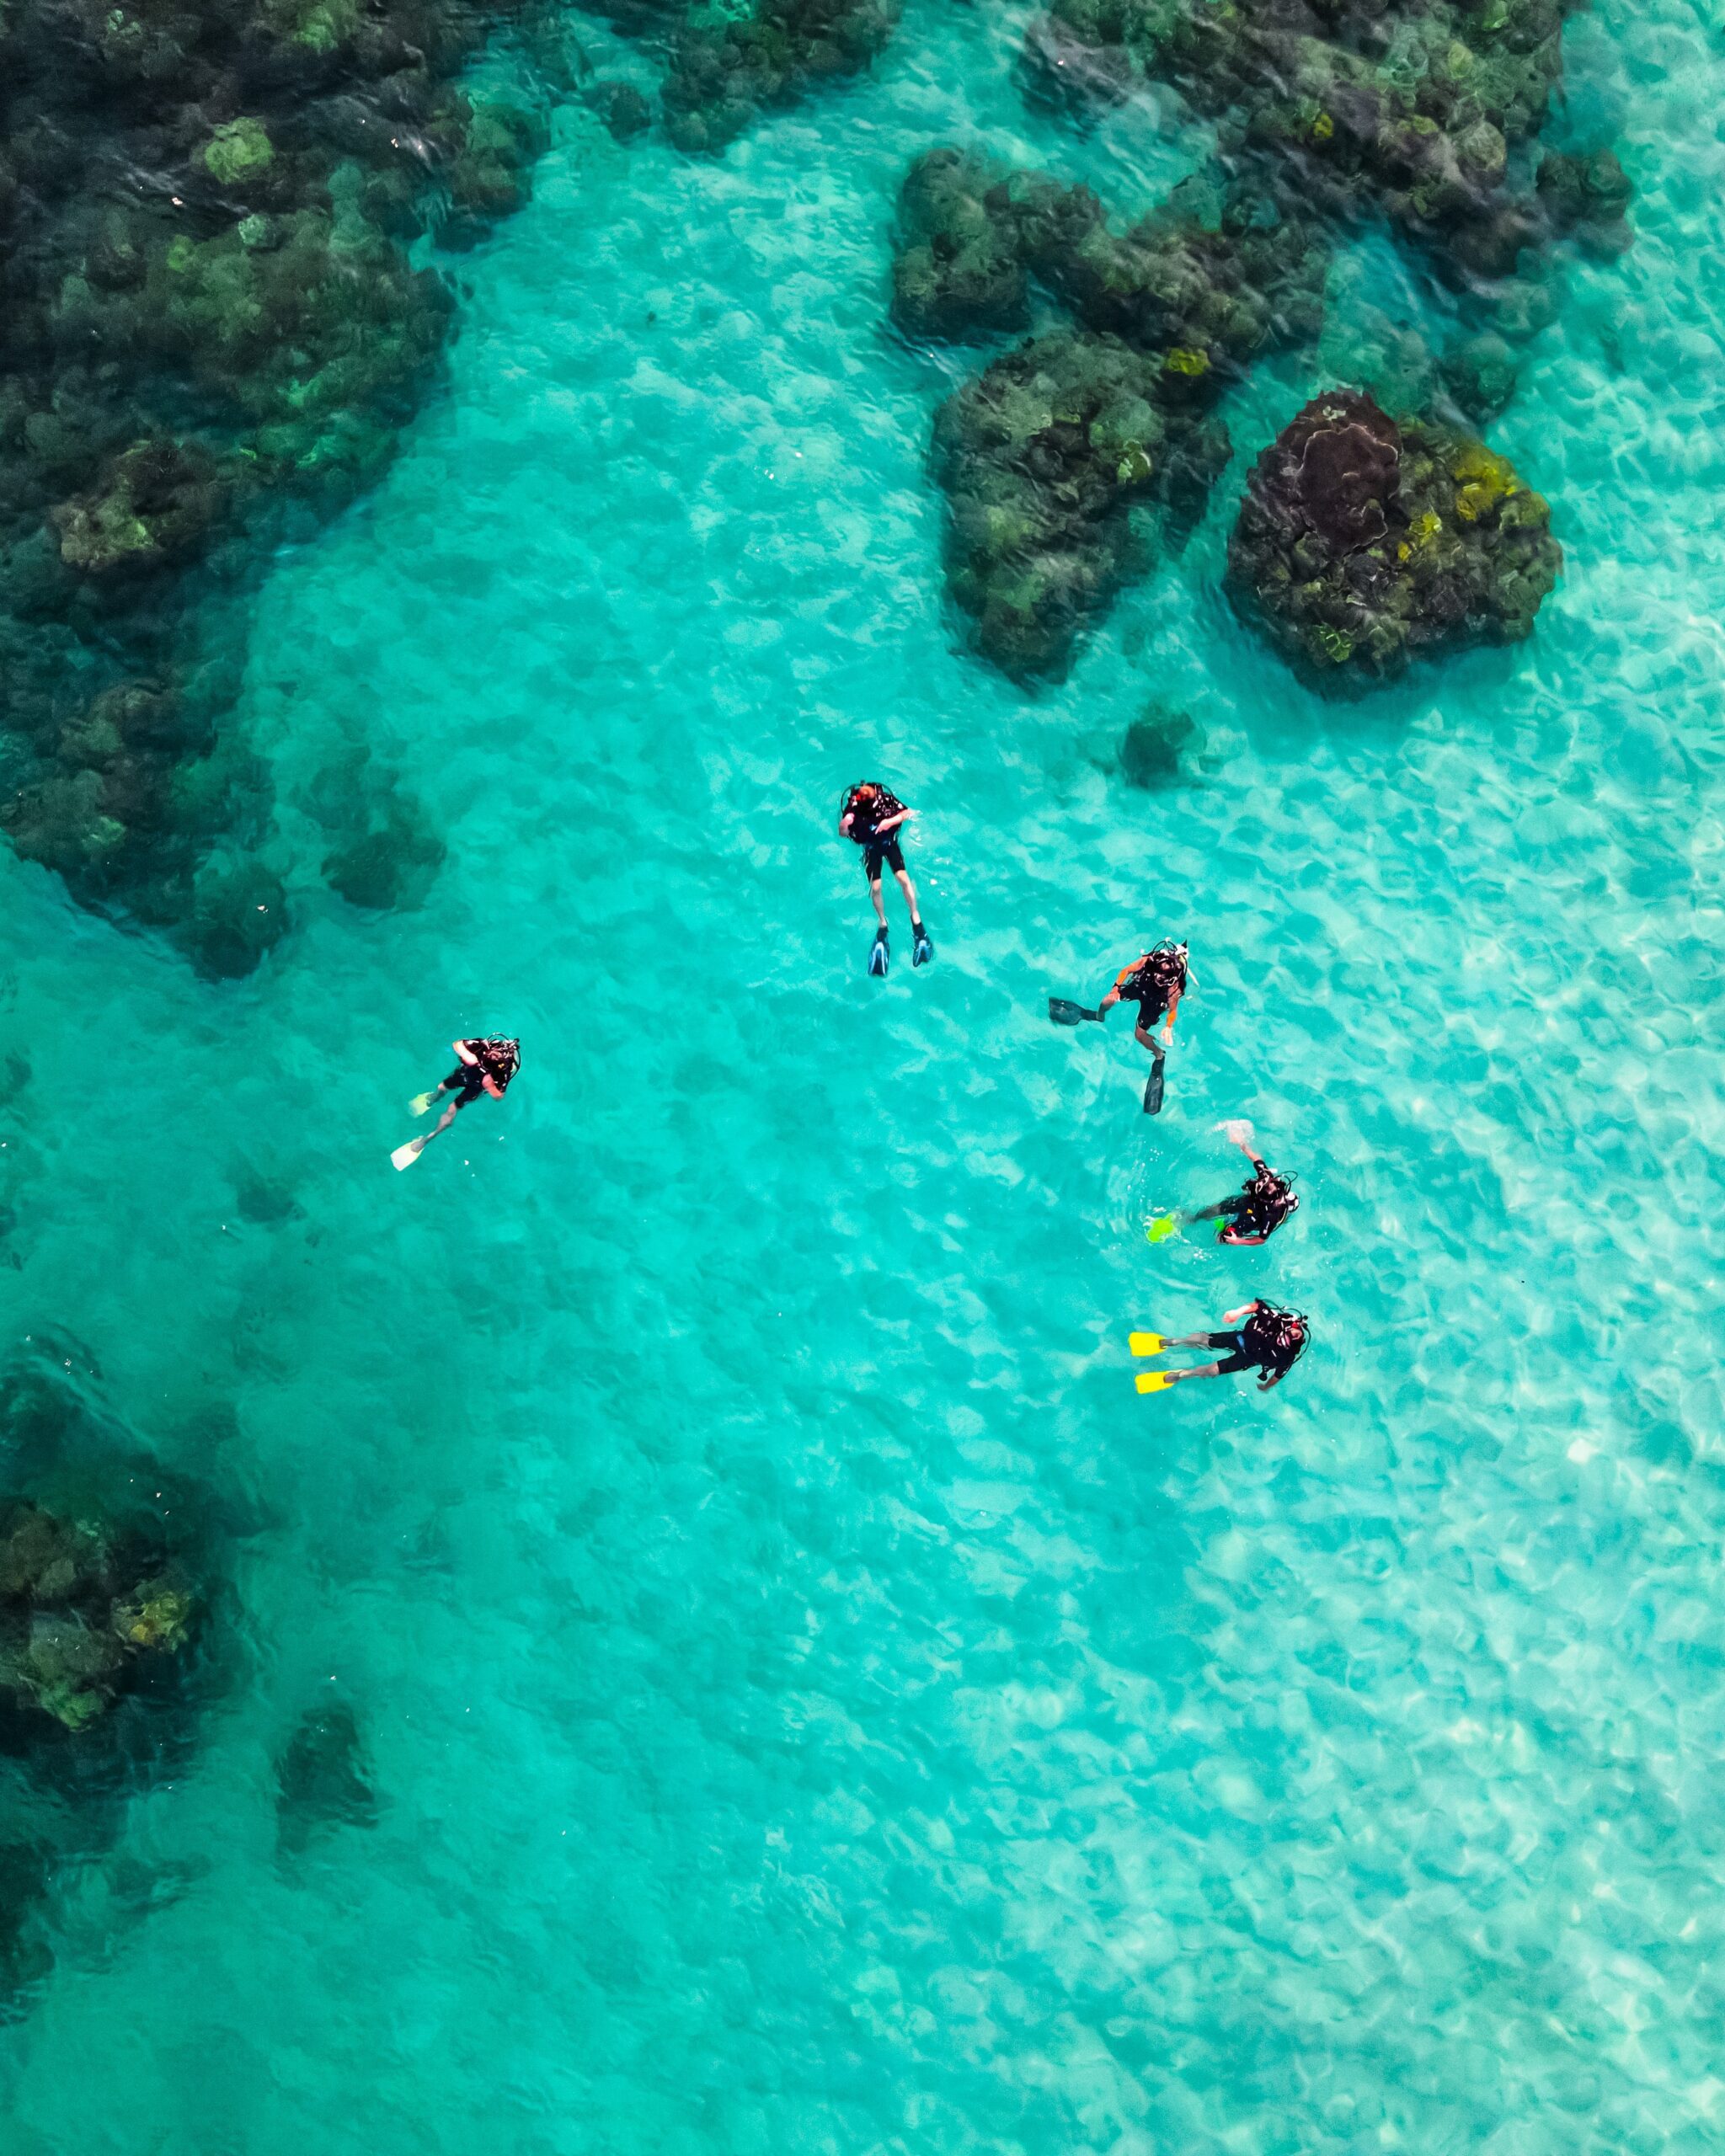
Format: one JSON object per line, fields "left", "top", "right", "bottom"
{"left": 893, "top": 863, "right": 922, "bottom": 925}
{"left": 422, "top": 1094, "right": 469, "bottom": 1145}
{"left": 1165, "top": 1361, "right": 1223, "bottom": 1385}
{"left": 868, "top": 869, "right": 887, "bottom": 927}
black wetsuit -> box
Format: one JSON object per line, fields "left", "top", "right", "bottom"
{"left": 445, "top": 1037, "right": 520, "bottom": 1110}
{"left": 1216, "top": 1163, "right": 1298, "bottom": 1241}
{"left": 1112, "top": 952, "right": 1187, "bottom": 1027}
{"left": 844, "top": 786, "right": 908, "bottom": 879}
{"left": 1207, "top": 1305, "right": 1306, "bottom": 1380}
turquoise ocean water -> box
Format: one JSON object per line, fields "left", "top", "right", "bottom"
{"left": 5, "top": 0, "right": 1725, "bottom": 2147}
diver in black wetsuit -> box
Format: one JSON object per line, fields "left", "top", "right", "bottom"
{"left": 1149, "top": 1301, "right": 1310, "bottom": 1393}
{"left": 393, "top": 1037, "right": 520, "bottom": 1171}
{"left": 1097, "top": 941, "right": 1188, "bottom": 1052}
{"left": 1186, "top": 1120, "right": 1299, "bottom": 1246}
{"left": 838, "top": 781, "right": 932, "bottom": 976}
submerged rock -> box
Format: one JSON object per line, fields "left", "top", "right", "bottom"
{"left": 663, "top": 0, "right": 901, "bottom": 153}
{"left": 0, "top": 0, "right": 548, "bottom": 962}
{"left": 892, "top": 148, "right": 1327, "bottom": 378}
{"left": 276, "top": 1701, "right": 378, "bottom": 1854}
{"left": 1226, "top": 389, "right": 1562, "bottom": 682}
{"left": 1440, "top": 333, "right": 1522, "bottom": 424}
{"left": 0, "top": 1341, "right": 224, "bottom": 2013}
{"left": 1119, "top": 705, "right": 1202, "bottom": 788}
{"left": 50, "top": 442, "right": 230, "bottom": 578}
{"left": 585, "top": 81, "right": 654, "bottom": 141}
{"left": 0, "top": 1501, "right": 195, "bottom": 1734}
{"left": 323, "top": 798, "right": 446, "bottom": 912}
{"left": 1021, "top": 0, "right": 1632, "bottom": 291}
{"left": 895, "top": 151, "right": 1325, "bottom": 680}
{"left": 934, "top": 330, "right": 1228, "bottom": 680}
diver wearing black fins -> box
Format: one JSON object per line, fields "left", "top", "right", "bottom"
{"left": 838, "top": 780, "right": 932, "bottom": 976}
{"left": 1053, "top": 939, "right": 1188, "bottom": 1113}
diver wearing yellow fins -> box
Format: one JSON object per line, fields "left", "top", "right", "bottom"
{"left": 1130, "top": 1303, "right": 1310, "bottom": 1395}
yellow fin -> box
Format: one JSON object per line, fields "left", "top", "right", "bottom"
{"left": 1135, "top": 1371, "right": 1172, "bottom": 1394}
{"left": 1129, "top": 1331, "right": 1164, "bottom": 1357}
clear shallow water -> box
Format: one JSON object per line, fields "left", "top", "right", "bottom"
{"left": 4, "top": 0, "right": 1725, "bottom": 2148}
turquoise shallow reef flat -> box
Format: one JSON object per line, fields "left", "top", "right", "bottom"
{"left": 5, "top": 0, "right": 1725, "bottom": 2148}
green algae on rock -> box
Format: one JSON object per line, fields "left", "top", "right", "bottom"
{"left": 0, "top": 1501, "right": 195, "bottom": 1734}
{"left": 1226, "top": 388, "right": 1561, "bottom": 682}
{"left": 934, "top": 329, "right": 1229, "bottom": 680}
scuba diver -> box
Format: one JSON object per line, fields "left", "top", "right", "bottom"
{"left": 1180, "top": 1120, "right": 1299, "bottom": 1245}
{"left": 837, "top": 779, "right": 932, "bottom": 976}
{"left": 1130, "top": 1300, "right": 1310, "bottom": 1394}
{"left": 1050, "top": 940, "right": 1189, "bottom": 1112}
{"left": 392, "top": 1036, "right": 520, "bottom": 1171}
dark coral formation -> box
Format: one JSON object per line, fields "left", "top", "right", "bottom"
{"left": 1119, "top": 703, "right": 1203, "bottom": 787}
{"left": 662, "top": 0, "right": 902, "bottom": 152}
{"left": 894, "top": 150, "right": 1327, "bottom": 677}
{"left": 0, "top": 0, "right": 548, "bottom": 965}
{"left": 0, "top": 1340, "right": 217, "bottom": 2007}
{"left": 1226, "top": 389, "right": 1561, "bottom": 680}
{"left": 935, "top": 331, "right": 1230, "bottom": 679}
{"left": 276, "top": 1700, "right": 379, "bottom": 1854}
{"left": 1023, "top": 0, "right": 1632, "bottom": 286}
{"left": 0, "top": 1503, "right": 194, "bottom": 1735}
{"left": 894, "top": 149, "right": 1327, "bottom": 373}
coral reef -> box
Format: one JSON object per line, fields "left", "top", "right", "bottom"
{"left": 1022, "top": 0, "right": 1632, "bottom": 286}
{"left": 0, "top": 1504, "right": 187, "bottom": 1733}
{"left": 1226, "top": 388, "right": 1561, "bottom": 681}
{"left": 661, "top": 0, "right": 902, "bottom": 152}
{"left": 894, "top": 151, "right": 1326, "bottom": 676}
{"left": 934, "top": 331, "right": 1230, "bottom": 679}
{"left": 0, "top": 1501, "right": 192, "bottom": 1735}
{"left": 0, "top": 1339, "right": 219, "bottom": 2009}
{"left": 0, "top": 0, "right": 550, "bottom": 963}
{"left": 893, "top": 150, "right": 1327, "bottom": 373}
{"left": 276, "top": 1700, "right": 379, "bottom": 1854}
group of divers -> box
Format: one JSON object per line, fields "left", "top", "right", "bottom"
{"left": 388, "top": 776, "right": 1310, "bottom": 1398}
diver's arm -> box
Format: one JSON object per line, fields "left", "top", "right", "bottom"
{"left": 873, "top": 808, "right": 913, "bottom": 835}
{"left": 1258, "top": 1367, "right": 1285, "bottom": 1390}
{"left": 1223, "top": 1300, "right": 1263, "bottom": 1326}
{"left": 1160, "top": 989, "right": 1181, "bottom": 1043}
